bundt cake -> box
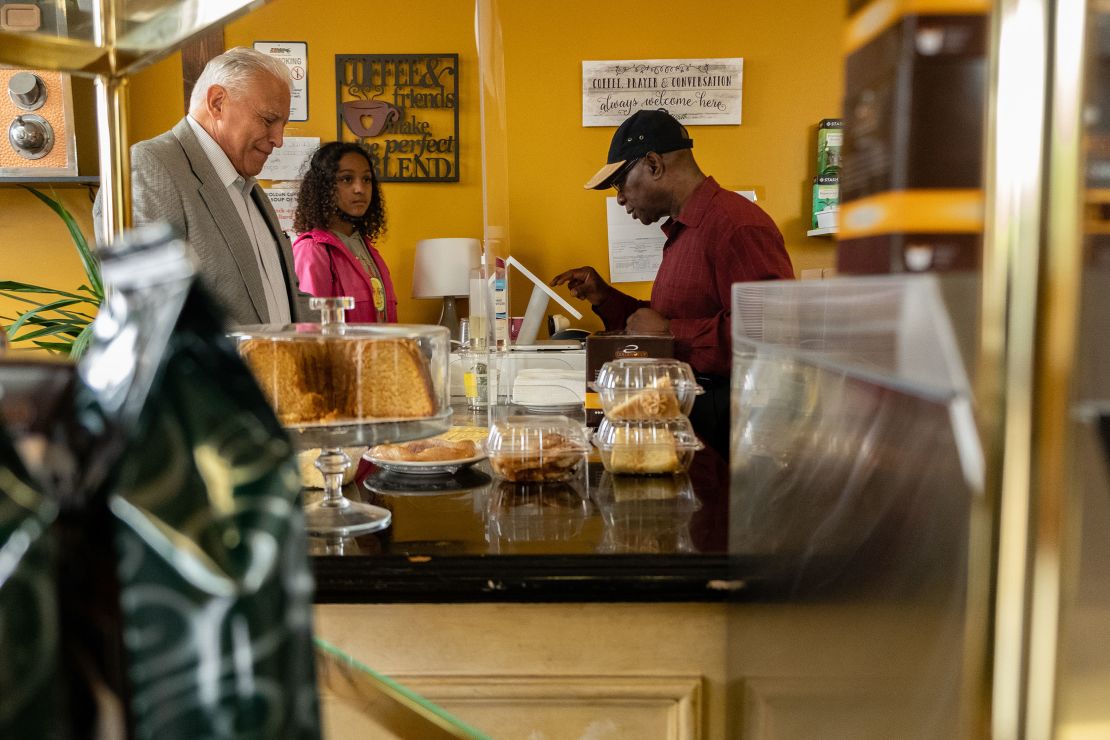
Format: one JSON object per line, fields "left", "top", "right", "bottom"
{"left": 240, "top": 336, "right": 436, "bottom": 425}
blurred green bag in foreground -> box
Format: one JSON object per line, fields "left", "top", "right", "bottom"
{"left": 0, "top": 224, "right": 321, "bottom": 739}
{"left": 86, "top": 225, "right": 321, "bottom": 739}
{"left": 0, "top": 367, "right": 66, "bottom": 737}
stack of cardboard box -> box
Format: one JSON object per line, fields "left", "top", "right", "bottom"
{"left": 837, "top": 0, "right": 990, "bottom": 273}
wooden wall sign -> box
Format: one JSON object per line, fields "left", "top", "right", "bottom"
{"left": 335, "top": 53, "right": 459, "bottom": 182}
{"left": 582, "top": 58, "right": 743, "bottom": 127}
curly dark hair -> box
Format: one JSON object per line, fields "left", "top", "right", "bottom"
{"left": 293, "top": 141, "right": 386, "bottom": 241}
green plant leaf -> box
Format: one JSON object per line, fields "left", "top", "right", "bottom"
{"left": 4, "top": 187, "right": 101, "bottom": 356}
{"left": 1, "top": 304, "right": 96, "bottom": 328}
{"left": 32, "top": 341, "right": 76, "bottom": 353}
{"left": 0, "top": 282, "right": 93, "bottom": 302}
{"left": 0, "top": 295, "right": 49, "bottom": 312}
{"left": 70, "top": 323, "right": 94, "bottom": 359}
{"left": 11, "top": 321, "right": 84, "bottom": 342}
{"left": 56, "top": 308, "right": 97, "bottom": 321}
{"left": 22, "top": 186, "right": 103, "bottom": 299}
{"left": 8, "top": 298, "right": 85, "bottom": 335}
{"left": 0, "top": 294, "right": 95, "bottom": 320}
{"left": 10, "top": 313, "right": 85, "bottom": 331}
{"left": 8, "top": 312, "right": 84, "bottom": 331}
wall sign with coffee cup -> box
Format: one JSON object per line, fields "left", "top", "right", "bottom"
{"left": 335, "top": 53, "right": 459, "bottom": 182}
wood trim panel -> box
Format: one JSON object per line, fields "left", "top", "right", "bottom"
{"left": 180, "top": 28, "right": 225, "bottom": 114}
{"left": 392, "top": 674, "right": 702, "bottom": 740}
{"left": 740, "top": 677, "right": 914, "bottom": 740}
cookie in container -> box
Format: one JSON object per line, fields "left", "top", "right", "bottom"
{"left": 485, "top": 415, "right": 589, "bottom": 482}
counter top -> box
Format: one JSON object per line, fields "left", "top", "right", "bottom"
{"left": 307, "top": 435, "right": 766, "bottom": 603}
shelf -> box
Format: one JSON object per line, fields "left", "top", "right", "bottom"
{"left": 0, "top": 0, "right": 270, "bottom": 79}
{"left": 807, "top": 227, "right": 838, "bottom": 237}
{"left": 0, "top": 176, "right": 99, "bottom": 186}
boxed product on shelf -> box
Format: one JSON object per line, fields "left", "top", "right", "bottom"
{"left": 485, "top": 415, "right": 590, "bottom": 482}
{"left": 812, "top": 174, "right": 840, "bottom": 230}
{"left": 591, "top": 357, "right": 703, "bottom": 419}
{"left": 817, "top": 118, "right": 843, "bottom": 175}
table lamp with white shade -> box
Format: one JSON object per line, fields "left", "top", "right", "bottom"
{"left": 412, "top": 238, "right": 482, "bottom": 341}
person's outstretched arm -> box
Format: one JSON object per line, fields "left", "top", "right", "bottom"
{"left": 551, "top": 265, "right": 646, "bottom": 330}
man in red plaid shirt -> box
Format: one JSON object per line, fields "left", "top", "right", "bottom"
{"left": 552, "top": 108, "right": 794, "bottom": 457}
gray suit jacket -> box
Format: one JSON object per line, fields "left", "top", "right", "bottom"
{"left": 98, "top": 118, "right": 309, "bottom": 325}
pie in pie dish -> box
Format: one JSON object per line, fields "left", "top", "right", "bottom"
{"left": 368, "top": 437, "right": 478, "bottom": 462}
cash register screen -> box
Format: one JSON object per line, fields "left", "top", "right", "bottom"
{"left": 507, "top": 256, "right": 582, "bottom": 347}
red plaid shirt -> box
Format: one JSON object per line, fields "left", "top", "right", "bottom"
{"left": 594, "top": 176, "right": 793, "bottom": 376}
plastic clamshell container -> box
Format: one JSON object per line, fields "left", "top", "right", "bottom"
{"left": 592, "top": 416, "right": 704, "bottom": 475}
{"left": 485, "top": 414, "right": 589, "bottom": 482}
{"left": 592, "top": 358, "right": 703, "bottom": 419}
{"left": 229, "top": 321, "right": 450, "bottom": 428}
{"left": 487, "top": 478, "right": 590, "bottom": 543}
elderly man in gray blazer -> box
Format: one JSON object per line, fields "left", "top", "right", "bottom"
{"left": 98, "top": 47, "right": 309, "bottom": 325}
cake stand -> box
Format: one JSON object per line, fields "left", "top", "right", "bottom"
{"left": 234, "top": 296, "right": 453, "bottom": 537}
{"left": 289, "top": 411, "right": 452, "bottom": 536}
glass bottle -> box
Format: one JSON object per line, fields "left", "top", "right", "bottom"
{"left": 466, "top": 259, "right": 493, "bottom": 408}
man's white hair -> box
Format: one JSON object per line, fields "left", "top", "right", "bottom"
{"left": 188, "top": 46, "right": 292, "bottom": 113}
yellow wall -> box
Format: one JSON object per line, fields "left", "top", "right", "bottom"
{"left": 125, "top": 0, "right": 484, "bottom": 326}
{"left": 226, "top": 0, "right": 484, "bottom": 325}
{"left": 0, "top": 186, "right": 96, "bottom": 337}
{"left": 496, "top": 0, "right": 844, "bottom": 328}
{"left": 2, "top": 0, "right": 843, "bottom": 335}
{"left": 128, "top": 52, "right": 184, "bottom": 145}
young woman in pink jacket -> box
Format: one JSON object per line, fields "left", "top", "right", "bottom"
{"left": 292, "top": 142, "right": 397, "bottom": 323}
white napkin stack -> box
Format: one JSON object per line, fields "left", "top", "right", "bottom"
{"left": 511, "top": 369, "right": 586, "bottom": 406}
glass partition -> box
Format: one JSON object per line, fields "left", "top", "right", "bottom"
{"left": 725, "top": 275, "right": 981, "bottom": 737}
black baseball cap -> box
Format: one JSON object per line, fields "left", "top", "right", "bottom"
{"left": 584, "top": 108, "right": 694, "bottom": 190}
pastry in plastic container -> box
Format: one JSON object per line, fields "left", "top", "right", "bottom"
{"left": 485, "top": 415, "right": 589, "bottom": 482}
{"left": 592, "top": 416, "right": 704, "bottom": 474}
{"left": 593, "top": 358, "right": 703, "bottom": 419}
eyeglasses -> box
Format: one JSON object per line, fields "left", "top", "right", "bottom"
{"left": 610, "top": 157, "right": 642, "bottom": 194}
